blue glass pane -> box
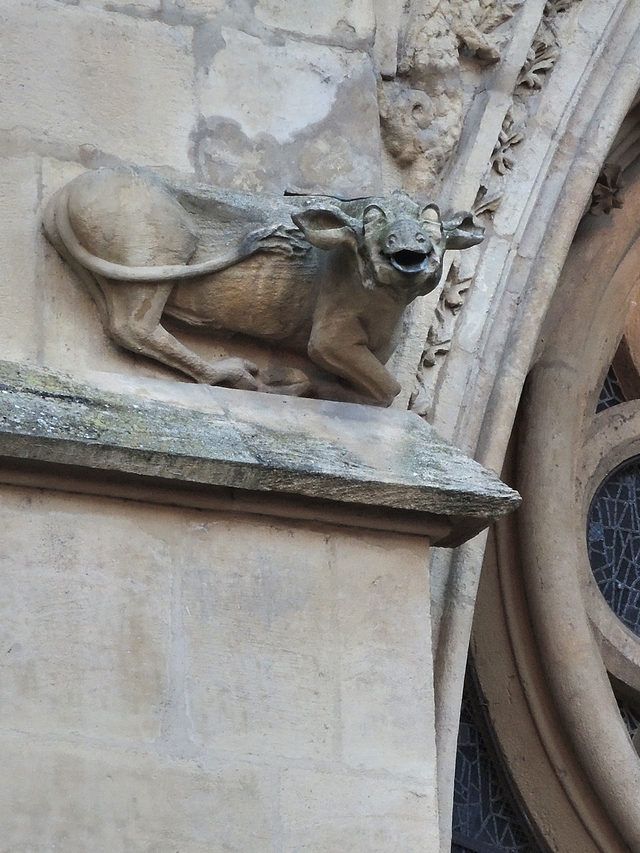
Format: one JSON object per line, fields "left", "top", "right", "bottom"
{"left": 587, "top": 458, "right": 640, "bottom": 636}
{"left": 596, "top": 366, "right": 626, "bottom": 412}
{"left": 452, "top": 678, "right": 540, "bottom": 853}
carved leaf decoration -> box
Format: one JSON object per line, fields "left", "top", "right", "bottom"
{"left": 516, "top": 0, "right": 580, "bottom": 90}
{"left": 544, "top": 0, "right": 581, "bottom": 16}
{"left": 422, "top": 336, "right": 452, "bottom": 368}
{"left": 381, "top": 0, "right": 521, "bottom": 189}
{"left": 410, "top": 260, "right": 474, "bottom": 416}
{"left": 589, "top": 163, "right": 623, "bottom": 216}
{"left": 475, "top": 0, "right": 516, "bottom": 34}
{"left": 517, "top": 41, "right": 560, "bottom": 88}
{"left": 473, "top": 186, "right": 503, "bottom": 216}
{"left": 491, "top": 113, "right": 525, "bottom": 174}
{"left": 451, "top": 0, "right": 517, "bottom": 63}
{"left": 417, "top": 264, "right": 472, "bottom": 370}
{"left": 443, "top": 275, "right": 472, "bottom": 314}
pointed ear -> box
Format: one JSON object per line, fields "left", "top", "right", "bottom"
{"left": 442, "top": 211, "right": 484, "bottom": 249}
{"left": 363, "top": 204, "right": 387, "bottom": 231}
{"left": 420, "top": 203, "right": 441, "bottom": 225}
{"left": 291, "top": 207, "right": 358, "bottom": 250}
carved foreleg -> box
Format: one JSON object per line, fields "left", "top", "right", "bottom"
{"left": 97, "top": 278, "right": 259, "bottom": 388}
{"left": 308, "top": 318, "right": 401, "bottom": 406}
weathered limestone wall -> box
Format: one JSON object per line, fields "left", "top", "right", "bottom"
{"left": 0, "top": 1, "right": 524, "bottom": 850}
{"left": 0, "top": 483, "right": 437, "bottom": 851}
{"left": 4, "top": 1, "right": 638, "bottom": 850}
{"left": 0, "top": 4, "right": 442, "bottom": 848}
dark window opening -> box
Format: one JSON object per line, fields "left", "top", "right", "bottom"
{"left": 587, "top": 457, "right": 640, "bottom": 636}
{"left": 452, "top": 668, "right": 543, "bottom": 853}
{"left": 616, "top": 693, "right": 640, "bottom": 738}
{"left": 596, "top": 365, "right": 626, "bottom": 412}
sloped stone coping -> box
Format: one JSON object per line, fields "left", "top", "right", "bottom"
{"left": 0, "top": 360, "right": 519, "bottom": 546}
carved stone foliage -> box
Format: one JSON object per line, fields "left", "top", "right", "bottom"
{"left": 422, "top": 262, "right": 472, "bottom": 369}
{"left": 407, "top": 1, "right": 585, "bottom": 420}
{"left": 516, "top": 18, "right": 560, "bottom": 90}
{"left": 379, "top": 0, "right": 516, "bottom": 194}
{"left": 471, "top": 186, "right": 503, "bottom": 215}
{"left": 449, "top": 0, "right": 516, "bottom": 63}
{"left": 44, "top": 166, "right": 483, "bottom": 407}
{"left": 544, "top": 0, "right": 580, "bottom": 15}
{"left": 378, "top": 0, "right": 581, "bottom": 209}
{"left": 472, "top": 0, "right": 581, "bottom": 220}
{"left": 590, "top": 163, "right": 623, "bottom": 215}
{"left": 410, "top": 261, "right": 473, "bottom": 415}
{"left": 490, "top": 106, "right": 527, "bottom": 175}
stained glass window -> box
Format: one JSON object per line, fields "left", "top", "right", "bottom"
{"left": 587, "top": 458, "right": 640, "bottom": 636}
{"left": 452, "top": 674, "right": 541, "bottom": 853}
{"left": 617, "top": 695, "right": 640, "bottom": 738}
{"left": 596, "top": 366, "right": 626, "bottom": 412}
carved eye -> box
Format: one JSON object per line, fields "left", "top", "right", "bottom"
{"left": 411, "top": 102, "right": 430, "bottom": 130}
{"left": 416, "top": 234, "right": 426, "bottom": 244}
{"left": 387, "top": 234, "right": 397, "bottom": 246}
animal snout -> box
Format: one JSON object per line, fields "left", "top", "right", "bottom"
{"left": 385, "top": 234, "right": 432, "bottom": 274}
{"left": 382, "top": 220, "right": 435, "bottom": 274}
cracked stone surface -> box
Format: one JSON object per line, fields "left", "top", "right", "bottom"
{"left": 0, "top": 360, "right": 520, "bottom": 538}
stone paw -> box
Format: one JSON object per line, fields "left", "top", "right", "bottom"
{"left": 213, "top": 357, "right": 259, "bottom": 391}
{"left": 256, "top": 367, "right": 312, "bottom": 397}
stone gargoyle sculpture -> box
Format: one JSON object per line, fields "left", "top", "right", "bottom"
{"left": 44, "top": 167, "right": 483, "bottom": 406}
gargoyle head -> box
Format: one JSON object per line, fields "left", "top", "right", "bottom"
{"left": 292, "top": 192, "right": 484, "bottom": 300}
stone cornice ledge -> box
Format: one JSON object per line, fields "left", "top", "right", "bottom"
{"left": 0, "top": 361, "right": 520, "bottom": 547}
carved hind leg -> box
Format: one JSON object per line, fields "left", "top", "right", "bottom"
{"left": 97, "top": 277, "right": 259, "bottom": 388}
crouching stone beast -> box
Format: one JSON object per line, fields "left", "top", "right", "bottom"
{"left": 44, "top": 166, "right": 483, "bottom": 406}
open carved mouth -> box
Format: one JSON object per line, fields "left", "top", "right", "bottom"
{"left": 389, "top": 249, "right": 430, "bottom": 274}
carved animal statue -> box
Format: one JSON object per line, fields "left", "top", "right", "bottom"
{"left": 44, "top": 167, "right": 483, "bottom": 405}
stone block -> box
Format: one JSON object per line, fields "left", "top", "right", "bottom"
{"left": 0, "top": 736, "right": 275, "bottom": 852}
{"left": 0, "top": 1, "right": 196, "bottom": 169}
{"left": 279, "top": 768, "right": 439, "bottom": 853}
{"left": 0, "top": 359, "right": 521, "bottom": 532}
{"left": 182, "top": 515, "right": 337, "bottom": 759}
{"left": 0, "top": 155, "right": 41, "bottom": 363}
{"left": 255, "top": 0, "right": 375, "bottom": 40}
{"left": 196, "top": 29, "right": 381, "bottom": 193}
{"left": 78, "top": 0, "right": 161, "bottom": 9}
{"left": 198, "top": 29, "right": 353, "bottom": 142}
{"left": 174, "top": 0, "right": 228, "bottom": 13}
{"left": 0, "top": 485, "right": 172, "bottom": 741}
{"left": 333, "top": 530, "right": 436, "bottom": 780}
